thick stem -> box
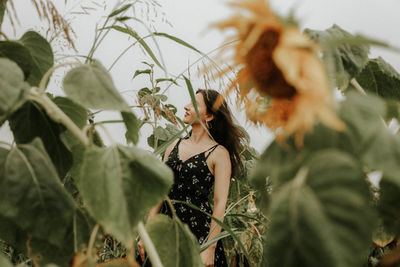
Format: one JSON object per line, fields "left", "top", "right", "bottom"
{"left": 166, "top": 197, "right": 177, "bottom": 218}
{"left": 350, "top": 78, "right": 367, "bottom": 96}
{"left": 138, "top": 221, "right": 164, "bottom": 267}
{"left": 87, "top": 224, "right": 100, "bottom": 266}
{"left": 73, "top": 214, "right": 78, "bottom": 252}
{"left": 29, "top": 88, "right": 90, "bottom": 146}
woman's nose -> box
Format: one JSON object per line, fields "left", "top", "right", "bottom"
{"left": 184, "top": 104, "right": 190, "bottom": 111}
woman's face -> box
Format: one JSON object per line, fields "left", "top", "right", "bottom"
{"left": 183, "top": 93, "right": 213, "bottom": 125}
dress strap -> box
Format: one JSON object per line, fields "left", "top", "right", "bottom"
{"left": 173, "top": 138, "right": 183, "bottom": 151}
{"left": 205, "top": 144, "right": 219, "bottom": 160}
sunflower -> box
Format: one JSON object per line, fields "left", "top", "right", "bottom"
{"left": 214, "top": 0, "right": 344, "bottom": 145}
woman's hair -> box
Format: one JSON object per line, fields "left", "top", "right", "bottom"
{"left": 196, "top": 89, "right": 245, "bottom": 177}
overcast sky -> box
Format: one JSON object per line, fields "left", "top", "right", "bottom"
{"left": 1, "top": 0, "right": 400, "bottom": 152}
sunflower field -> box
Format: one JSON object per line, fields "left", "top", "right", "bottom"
{"left": 0, "top": 0, "right": 400, "bottom": 267}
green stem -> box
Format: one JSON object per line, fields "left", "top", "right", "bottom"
{"left": 138, "top": 221, "right": 164, "bottom": 267}
{"left": 93, "top": 119, "right": 124, "bottom": 125}
{"left": 96, "top": 123, "right": 116, "bottom": 146}
{"left": 29, "top": 88, "right": 90, "bottom": 146}
{"left": 166, "top": 197, "right": 177, "bottom": 218}
{"left": 150, "top": 67, "right": 160, "bottom": 151}
{"left": 0, "top": 31, "right": 9, "bottom": 40}
{"left": 87, "top": 224, "right": 100, "bottom": 267}
{"left": 224, "top": 193, "right": 251, "bottom": 216}
{"left": 73, "top": 214, "right": 78, "bottom": 252}
{"left": 107, "top": 34, "right": 152, "bottom": 71}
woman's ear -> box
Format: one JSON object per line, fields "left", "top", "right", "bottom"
{"left": 205, "top": 113, "right": 215, "bottom": 123}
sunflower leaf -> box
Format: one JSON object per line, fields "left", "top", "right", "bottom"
{"left": 264, "top": 149, "right": 375, "bottom": 267}
{"left": 63, "top": 60, "right": 130, "bottom": 111}
{"left": 356, "top": 57, "right": 400, "bottom": 101}
{"left": 19, "top": 31, "right": 54, "bottom": 86}
{"left": 77, "top": 145, "right": 173, "bottom": 245}
{"left": 0, "top": 138, "right": 76, "bottom": 247}
{"left": 305, "top": 24, "right": 370, "bottom": 89}
{"left": 146, "top": 215, "right": 203, "bottom": 267}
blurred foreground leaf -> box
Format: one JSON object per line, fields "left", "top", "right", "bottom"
{"left": 0, "top": 58, "right": 29, "bottom": 119}
{"left": 264, "top": 150, "right": 374, "bottom": 267}
{"left": 78, "top": 145, "right": 173, "bottom": 245}
{"left": 305, "top": 24, "right": 370, "bottom": 89}
{"left": 146, "top": 215, "right": 203, "bottom": 267}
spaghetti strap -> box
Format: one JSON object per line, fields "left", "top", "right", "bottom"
{"left": 205, "top": 144, "right": 219, "bottom": 160}
{"left": 172, "top": 138, "right": 183, "bottom": 151}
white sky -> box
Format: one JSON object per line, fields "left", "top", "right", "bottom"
{"left": 1, "top": 0, "right": 400, "bottom": 152}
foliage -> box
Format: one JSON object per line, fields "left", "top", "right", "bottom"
{"left": 0, "top": 1, "right": 400, "bottom": 267}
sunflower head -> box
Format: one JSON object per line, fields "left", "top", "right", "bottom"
{"left": 214, "top": 0, "right": 344, "bottom": 145}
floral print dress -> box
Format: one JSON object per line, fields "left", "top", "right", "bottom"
{"left": 160, "top": 137, "right": 228, "bottom": 267}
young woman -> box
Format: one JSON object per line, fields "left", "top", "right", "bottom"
{"left": 139, "top": 89, "right": 245, "bottom": 267}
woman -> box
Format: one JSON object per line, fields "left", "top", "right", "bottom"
{"left": 139, "top": 89, "right": 244, "bottom": 267}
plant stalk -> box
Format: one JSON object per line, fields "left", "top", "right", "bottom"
{"left": 138, "top": 221, "right": 164, "bottom": 267}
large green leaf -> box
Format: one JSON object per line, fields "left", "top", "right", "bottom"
{"left": 0, "top": 210, "right": 92, "bottom": 267}
{"left": 0, "top": 138, "right": 75, "bottom": 247}
{"left": 146, "top": 215, "right": 203, "bottom": 267}
{"left": 253, "top": 92, "right": 400, "bottom": 184}
{"left": 0, "top": 147, "right": 27, "bottom": 253}
{"left": 0, "top": 215, "right": 27, "bottom": 255}
{"left": 77, "top": 145, "right": 173, "bottom": 245}
{"left": 356, "top": 57, "right": 400, "bottom": 101}
{"left": 0, "top": 58, "right": 29, "bottom": 118}
{"left": 339, "top": 93, "right": 400, "bottom": 182}
{"left": 19, "top": 31, "right": 54, "bottom": 86}
{"left": 121, "top": 111, "right": 142, "bottom": 145}
{"left": 8, "top": 100, "right": 73, "bottom": 178}
{"left": 29, "top": 208, "right": 94, "bottom": 266}
{"left": 264, "top": 149, "right": 374, "bottom": 267}
{"left": 0, "top": 41, "right": 32, "bottom": 78}
{"left": 305, "top": 24, "right": 370, "bottom": 89}
{"left": 63, "top": 60, "right": 130, "bottom": 111}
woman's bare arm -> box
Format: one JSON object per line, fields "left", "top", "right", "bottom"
{"left": 206, "top": 146, "right": 231, "bottom": 247}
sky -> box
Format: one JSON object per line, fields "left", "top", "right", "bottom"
{"left": 1, "top": 0, "right": 400, "bottom": 153}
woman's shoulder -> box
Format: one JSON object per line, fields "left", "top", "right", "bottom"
{"left": 213, "top": 143, "right": 230, "bottom": 158}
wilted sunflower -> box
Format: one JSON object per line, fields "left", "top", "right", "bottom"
{"left": 213, "top": 0, "right": 344, "bottom": 145}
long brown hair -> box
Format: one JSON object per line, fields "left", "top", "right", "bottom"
{"left": 196, "top": 89, "right": 245, "bottom": 177}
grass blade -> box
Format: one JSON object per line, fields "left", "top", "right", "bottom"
{"left": 153, "top": 32, "right": 203, "bottom": 54}
{"left": 109, "top": 25, "right": 164, "bottom": 71}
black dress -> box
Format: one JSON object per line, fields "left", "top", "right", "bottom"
{"left": 160, "top": 137, "right": 228, "bottom": 267}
